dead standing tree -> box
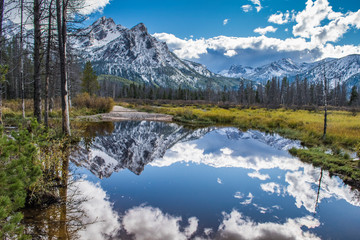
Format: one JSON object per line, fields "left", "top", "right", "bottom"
{"left": 44, "top": 0, "right": 54, "bottom": 127}
{"left": 0, "top": 0, "right": 5, "bottom": 125}
{"left": 20, "top": 0, "right": 25, "bottom": 118}
{"left": 33, "top": 0, "right": 42, "bottom": 123}
{"left": 56, "top": 0, "right": 70, "bottom": 135}
{"left": 322, "top": 65, "right": 328, "bottom": 139}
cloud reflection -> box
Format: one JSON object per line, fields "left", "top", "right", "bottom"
{"left": 248, "top": 171, "right": 270, "bottom": 180}
{"left": 217, "top": 210, "right": 320, "bottom": 240}
{"left": 122, "top": 206, "right": 198, "bottom": 240}
{"left": 121, "top": 205, "right": 321, "bottom": 240}
{"left": 71, "top": 179, "right": 121, "bottom": 239}
{"left": 240, "top": 193, "right": 254, "bottom": 205}
{"left": 285, "top": 166, "right": 360, "bottom": 213}
{"left": 150, "top": 128, "right": 360, "bottom": 212}
{"left": 261, "top": 182, "right": 283, "bottom": 195}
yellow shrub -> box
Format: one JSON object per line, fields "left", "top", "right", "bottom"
{"left": 73, "top": 93, "right": 114, "bottom": 113}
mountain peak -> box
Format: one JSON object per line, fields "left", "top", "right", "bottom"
{"left": 131, "top": 23, "right": 147, "bottom": 33}
{"left": 93, "top": 16, "right": 115, "bottom": 26}
{"left": 72, "top": 18, "right": 240, "bottom": 88}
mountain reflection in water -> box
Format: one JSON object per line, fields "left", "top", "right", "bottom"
{"left": 71, "top": 121, "right": 213, "bottom": 178}
{"left": 27, "top": 121, "right": 360, "bottom": 239}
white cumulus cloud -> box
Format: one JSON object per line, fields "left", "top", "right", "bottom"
{"left": 223, "top": 18, "right": 230, "bottom": 25}
{"left": 224, "top": 49, "right": 237, "bottom": 57}
{"left": 292, "top": 0, "right": 360, "bottom": 44}
{"left": 79, "top": 0, "right": 111, "bottom": 15}
{"left": 242, "top": 4, "right": 253, "bottom": 12}
{"left": 153, "top": 31, "right": 360, "bottom": 65}
{"left": 268, "top": 11, "right": 291, "bottom": 24}
{"left": 234, "top": 191, "right": 244, "bottom": 199}
{"left": 152, "top": 0, "right": 360, "bottom": 68}
{"left": 250, "top": 0, "right": 262, "bottom": 12}
{"left": 254, "top": 26, "right": 278, "bottom": 35}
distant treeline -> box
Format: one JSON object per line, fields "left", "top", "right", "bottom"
{"left": 1, "top": 34, "right": 359, "bottom": 109}
{"left": 99, "top": 76, "right": 359, "bottom": 108}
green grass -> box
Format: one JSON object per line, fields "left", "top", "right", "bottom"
{"left": 289, "top": 148, "right": 360, "bottom": 187}
{"left": 127, "top": 104, "right": 360, "bottom": 150}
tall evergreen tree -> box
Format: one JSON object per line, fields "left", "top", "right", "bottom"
{"left": 349, "top": 86, "right": 359, "bottom": 106}
{"left": 81, "top": 61, "right": 99, "bottom": 95}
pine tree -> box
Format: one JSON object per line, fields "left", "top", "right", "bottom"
{"left": 81, "top": 61, "right": 99, "bottom": 95}
{"left": 349, "top": 86, "right": 359, "bottom": 106}
{"left": 0, "top": 124, "right": 42, "bottom": 239}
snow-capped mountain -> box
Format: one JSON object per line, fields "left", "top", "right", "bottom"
{"left": 70, "top": 121, "right": 213, "bottom": 178}
{"left": 219, "top": 65, "right": 255, "bottom": 78}
{"left": 72, "top": 17, "right": 240, "bottom": 89}
{"left": 297, "top": 54, "right": 360, "bottom": 88}
{"left": 220, "top": 55, "right": 360, "bottom": 88}
{"left": 220, "top": 58, "right": 304, "bottom": 80}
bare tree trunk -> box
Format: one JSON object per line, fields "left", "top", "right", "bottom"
{"left": 56, "top": 0, "right": 71, "bottom": 135}
{"left": 20, "top": 0, "right": 25, "bottom": 118}
{"left": 67, "top": 65, "right": 71, "bottom": 107}
{"left": 0, "top": 82, "right": 2, "bottom": 125}
{"left": 59, "top": 147, "right": 69, "bottom": 238}
{"left": 322, "top": 66, "right": 327, "bottom": 139}
{"left": 33, "top": 0, "right": 42, "bottom": 123}
{"left": 44, "top": 0, "right": 54, "bottom": 128}
{"left": 0, "top": 0, "right": 4, "bottom": 125}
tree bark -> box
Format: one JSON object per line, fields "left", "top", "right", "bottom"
{"left": 56, "top": 0, "right": 71, "bottom": 135}
{"left": 20, "top": 0, "right": 25, "bottom": 118}
{"left": 44, "top": 0, "right": 54, "bottom": 128}
{"left": 33, "top": 0, "right": 42, "bottom": 123}
{"left": 0, "top": 0, "right": 4, "bottom": 125}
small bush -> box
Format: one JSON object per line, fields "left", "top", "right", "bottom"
{"left": 3, "top": 99, "right": 34, "bottom": 112}
{"left": 72, "top": 93, "right": 114, "bottom": 114}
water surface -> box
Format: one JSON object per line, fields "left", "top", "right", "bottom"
{"left": 25, "top": 121, "right": 360, "bottom": 239}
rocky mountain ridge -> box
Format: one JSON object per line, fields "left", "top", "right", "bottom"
{"left": 72, "top": 17, "right": 240, "bottom": 89}
{"left": 220, "top": 55, "right": 360, "bottom": 89}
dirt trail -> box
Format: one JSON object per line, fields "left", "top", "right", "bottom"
{"left": 79, "top": 106, "right": 172, "bottom": 122}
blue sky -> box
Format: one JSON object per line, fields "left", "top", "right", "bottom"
{"left": 83, "top": 0, "right": 360, "bottom": 71}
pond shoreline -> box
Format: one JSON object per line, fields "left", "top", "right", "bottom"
{"left": 77, "top": 105, "right": 173, "bottom": 122}
{"left": 125, "top": 104, "right": 360, "bottom": 189}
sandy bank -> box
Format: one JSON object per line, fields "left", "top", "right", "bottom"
{"left": 79, "top": 106, "right": 172, "bottom": 122}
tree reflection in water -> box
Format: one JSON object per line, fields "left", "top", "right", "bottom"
{"left": 22, "top": 163, "right": 120, "bottom": 239}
